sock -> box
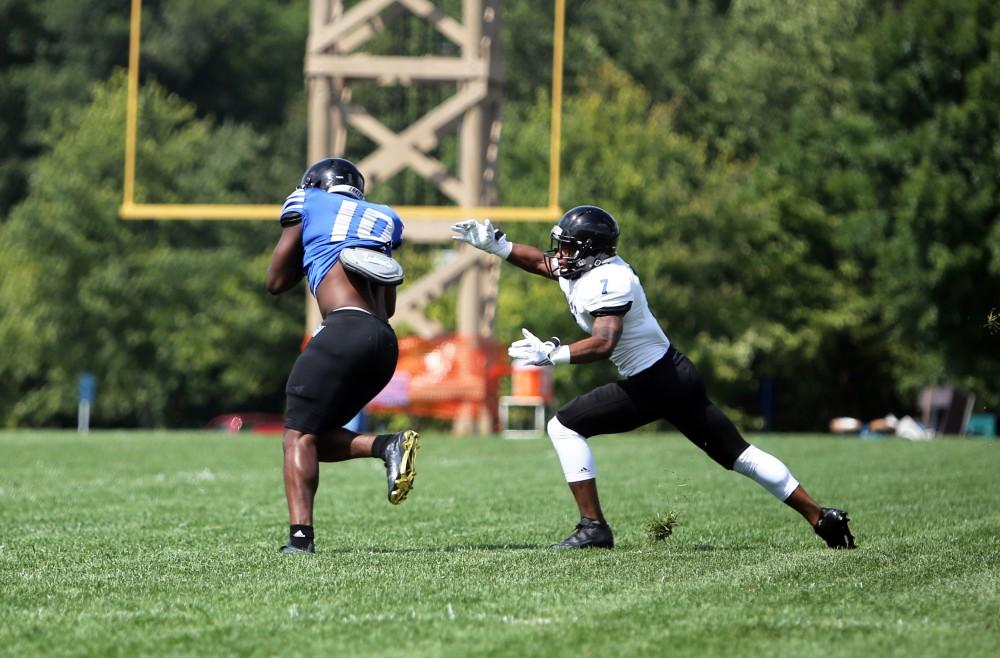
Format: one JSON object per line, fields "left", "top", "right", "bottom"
{"left": 546, "top": 417, "right": 597, "bottom": 483}
{"left": 288, "top": 524, "right": 314, "bottom": 549}
{"left": 733, "top": 445, "right": 800, "bottom": 501}
{"left": 371, "top": 434, "right": 393, "bottom": 460}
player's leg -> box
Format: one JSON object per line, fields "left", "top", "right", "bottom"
{"left": 660, "top": 348, "right": 856, "bottom": 549}
{"left": 313, "top": 428, "right": 375, "bottom": 461}
{"left": 280, "top": 332, "right": 335, "bottom": 554}
{"left": 546, "top": 416, "right": 605, "bottom": 522}
{"left": 304, "top": 425, "right": 419, "bottom": 505}
{"left": 279, "top": 426, "right": 382, "bottom": 553}
{"left": 545, "top": 416, "right": 610, "bottom": 548}
{"left": 310, "top": 310, "right": 419, "bottom": 504}
{"left": 547, "top": 384, "right": 657, "bottom": 548}
{"left": 280, "top": 427, "right": 319, "bottom": 553}
{"left": 278, "top": 310, "right": 415, "bottom": 553}
{"left": 676, "top": 407, "right": 854, "bottom": 547}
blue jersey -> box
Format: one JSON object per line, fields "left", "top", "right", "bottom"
{"left": 280, "top": 187, "right": 404, "bottom": 295}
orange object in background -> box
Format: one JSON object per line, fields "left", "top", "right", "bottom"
{"left": 367, "top": 334, "right": 510, "bottom": 433}
{"left": 511, "top": 363, "right": 554, "bottom": 402}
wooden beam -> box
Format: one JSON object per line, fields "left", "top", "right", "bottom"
{"left": 341, "top": 105, "right": 465, "bottom": 202}
{"left": 358, "top": 81, "right": 487, "bottom": 181}
{"left": 398, "top": 0, "right": 467, "bottom": 47}
{"left": 308, "top": 0, "right": 396, "bottom": 53}
{"left": 306, "top": 54, "right": 487, "bottom": 82}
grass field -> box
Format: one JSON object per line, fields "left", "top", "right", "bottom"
{"left": 1, "top": 430, "right": 998, "bottom": 657}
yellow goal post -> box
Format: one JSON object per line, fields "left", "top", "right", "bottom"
{"left": 119, "top": 0, "right": 566, "bottom": 223}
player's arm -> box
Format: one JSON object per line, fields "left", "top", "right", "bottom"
{"left": 266, "top": 222, "right": 305, "bottom": 295}
{"left": 509, "top": 269, "right": 631, "bottom": 366}
{"left": 563, "top": 314, "right": 623, "bottom": 363}
{"left": 508, "top": 314, "right": 623, "bottom": 367}
{"left": 451, "top": 219, "right": 555, "bottom": 279}
{"left": 506, "top": 242, "right": 556, "bottom": 278}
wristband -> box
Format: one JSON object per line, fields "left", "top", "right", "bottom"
{"left": 548, "top": 344, "right": 571, "bottom": 365}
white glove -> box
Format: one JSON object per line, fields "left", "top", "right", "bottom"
{"left": 450, "top": 219, "right": 513, "bottom": 259}
{"left": 508, "top": 328, "right": 571, "bottom": 366}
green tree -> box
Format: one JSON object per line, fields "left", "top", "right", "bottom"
{"left": 0, "top": 74, "right": 302, "bottom": 427}
{"left": 859, "top": 0, "right": 1000, "bottom": 410}
{"left": 0, "top": 0, "right": 130, "bottom": 215}
{"left": 0, "top": 0, "right": 308, "bottom": 216}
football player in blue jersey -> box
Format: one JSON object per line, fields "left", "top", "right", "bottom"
{"left": 453, "top": 206, "right": 855, "bottom": 550}
{"left": 267, "top": 157, "right": 419, "bottom": 554}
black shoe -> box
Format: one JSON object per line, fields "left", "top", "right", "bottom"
{"left": 384, "top": 430, "right": 420, "bottom": 505}
{"left": 551, "top": 517, "right": 614, "bottom": 549}
{"left": 814, "top": 507, "right": 856, "bottom": 549}
{"left": 278, "top": 542, "right": 315, "bottom": 554}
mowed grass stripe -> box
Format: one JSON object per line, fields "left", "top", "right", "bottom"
{"left": 1, "top": 431, "right": 997, "bottom": 657}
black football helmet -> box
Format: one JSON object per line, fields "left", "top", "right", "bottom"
{"left": 300, "top": 158, "right": 365, "bottom": 199}
{"left": 545, "top": 205, "right": 620, "bottom": 279}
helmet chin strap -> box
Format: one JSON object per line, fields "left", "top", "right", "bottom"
{"left": 562, "top": 253, "right": 610, "bottom": 279}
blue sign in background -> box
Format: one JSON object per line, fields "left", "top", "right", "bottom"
{"left": 78, "top": 372, "right": 96, "bottom": 403}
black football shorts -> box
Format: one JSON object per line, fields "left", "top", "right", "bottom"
{"left": 284, "top": 309, "right": 398, "bottom": 434}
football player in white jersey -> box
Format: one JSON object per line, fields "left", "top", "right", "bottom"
{"left": 452, "top": 206, "right": 855, "bottom": 550}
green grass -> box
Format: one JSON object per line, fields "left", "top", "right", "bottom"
{"left": 1, "top": 431, "right": 998, "bottom": 657}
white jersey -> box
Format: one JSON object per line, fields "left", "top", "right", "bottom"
{"left": 558, "top": 256, "right": 670, "bottom": 377}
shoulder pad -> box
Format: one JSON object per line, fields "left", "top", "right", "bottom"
{"left": 340, "top": 247, "right": 405, "bottom": 286}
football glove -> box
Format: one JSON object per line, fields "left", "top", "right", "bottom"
{"left": 450, "top": 219, "right": 513, "bottom": 259}
{"left": 508, "top": 328, "right": 570, "bottom": 366}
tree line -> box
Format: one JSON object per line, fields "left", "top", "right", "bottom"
{"left": 0, "top": 0, "right": 997, "bottom": 430}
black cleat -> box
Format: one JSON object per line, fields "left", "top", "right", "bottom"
{"left": 278, "top": 542, "right": 315, "bottom": 554}
{"left": 384, "top": 430, "right": 420, "bottom": 505}
{"left": 551, "top": 517, "right": 615, "bottom": 549}
{"left": 814, "top": 507, "right": 856, "bottom": 549}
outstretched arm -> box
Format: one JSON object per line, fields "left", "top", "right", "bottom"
{"left": 506, "top": 242, "right": 555, "bottom": 278}
{"left": 451, "top": 219, "right": 556, "bottom": 279}
{"left": 266, "top": 223, "right": 305, "bottom": 294}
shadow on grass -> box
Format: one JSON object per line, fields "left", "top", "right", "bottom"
{"left": 317, "top": 543, "right": 544, "bottom": 554}
{"left": 306, "top": 542, "right": 789, "bottom": 554}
